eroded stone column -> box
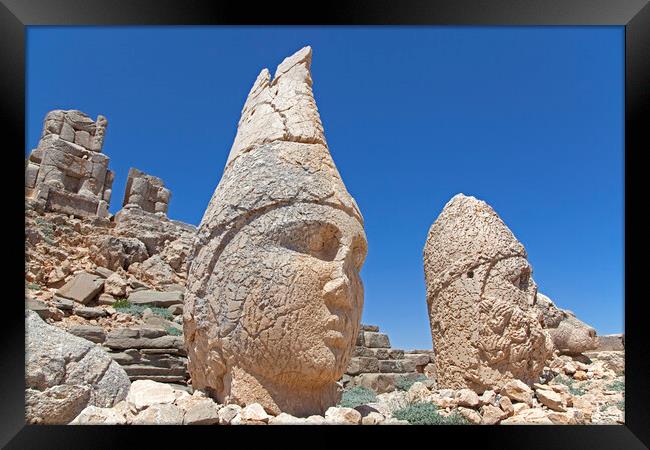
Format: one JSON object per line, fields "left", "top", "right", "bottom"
{"left": 25, "top": 109, "right": 112, "bottom": 218}
{"left": 184, "top": 46, "right": 367, "bottom": 416}
{"left": 122, "top": 168, "right": 171, "bottom": 216}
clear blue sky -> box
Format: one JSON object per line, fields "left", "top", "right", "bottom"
{"left": 26, "top": 26, "right": 624, "bottom": 349}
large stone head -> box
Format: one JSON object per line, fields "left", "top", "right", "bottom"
{"left": 184, "top": 47, "right": 367, "bottom": 416}
{"left": 423, "top": 194, "right": 553, "bottom": 392}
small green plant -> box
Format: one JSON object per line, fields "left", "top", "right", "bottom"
{"left": 338, "top": 386, "right": 377, "bottom": 408}
{"left": 113, "top": 300, "right": 174, "bottom": 321}
{"left": 150, "top": 306, "right": 173, "bottom": 321}
{"left": 395, "top": 374, "right": 427, "bottom": 391}
{"left": 26, "top": 282, "right": 41, "bottom": 291}
{"left": 553, "top": 374, "right": 586, "bottom": 396}
{"left": 393, "top": 402, "right": 468, "bottom": 425}
{"left": 606, "top": 380, "right": 625, "bottom": 392}
{"left": 166, "top": 327, "right": 182, "bottom": 336}
{"left": 112, "top": 298, "right": 130, "bottom": 308}
{"left": 35, "top": 218, "right": 56, "bottom": 244}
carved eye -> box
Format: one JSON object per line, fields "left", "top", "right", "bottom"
{"left": 513, "top": 268, "right": 531, "bottom": 290}
{"left": 277, "top": 222, "right": 340, "bottom": 262}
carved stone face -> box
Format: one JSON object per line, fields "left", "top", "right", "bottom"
{"left": 213, "top": 204, "right": 367, "bottom": 385}
{"left": 424, "top": 194, "right": 553, "bottom": 392}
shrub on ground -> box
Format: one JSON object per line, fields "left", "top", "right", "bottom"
{"left": 338, "top": 386, "right": 377, "bottom": 408}
{"left": 393, "top": 402, "right": 468, "bottom": 425}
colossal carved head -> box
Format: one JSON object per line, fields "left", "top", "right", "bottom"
{"left": 423, "top": 194, "right": 554, "bottom": 392}
{"left": 184, "top": 47, "right": 367, "bottom": 416}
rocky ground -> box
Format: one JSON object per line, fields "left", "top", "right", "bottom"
{"left": 68, "top": 350, "right": 624, "bottom": 425}
{"left": 25, "top": 204, "right": 192, "bottom": 337}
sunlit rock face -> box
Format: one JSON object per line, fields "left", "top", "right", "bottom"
{"left": 184, "top": 46, "right": 367, "bottom": 417}
{"left": 423, "top": 194, "right": 554, "bottom": 393}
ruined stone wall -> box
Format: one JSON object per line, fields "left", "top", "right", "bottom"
{"left": 25, "top": 110, "right": 113, "bottom": 219}
{"left": 343, "top": 324, "right": 435, "bottom": 393}
{"left": 122, "top": 168, "right": 172, "bottom": 215}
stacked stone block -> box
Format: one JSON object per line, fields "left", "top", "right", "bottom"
{"left": 25, "top": 110, "right": 113, "bottom": 218}
{"left": 344, "top": 324, "right": 433, "bottom": 393}
{"left": 102, "top": 326, "right": 189, "bottom": 385}
{"left": 122, "top": 168, "right": 171, "bottom": 215}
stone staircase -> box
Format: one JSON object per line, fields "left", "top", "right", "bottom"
{"left": 343, "top": 324, "right": 435, "bottom": 393}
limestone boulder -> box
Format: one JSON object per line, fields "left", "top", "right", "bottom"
{"left": 126, "top": 379, "right": 177, "bottom": 412}
{"left": 92, "top": 236, "right": 149, "bottom": 271}
{"left": 104, "top": 273, "right": 128, "bottom": 297}
{"left": 127, "top": 289, "right": 183, "bottom": 307}
{"left": 325, "top": 406, "right": 362, "bottom": 425}
{"left": 56, "top": 272, "right": 104, "bottom": 305}
{"left": 184, "top": 46, "right": 367, "bottom": 417}
{"left": 423, "top": 194, "right": 554, "bottom": 392}
{"left": 25, "top": 311, "right": 130, "bottom": 424}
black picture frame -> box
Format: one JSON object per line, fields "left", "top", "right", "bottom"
{"left": 2, "top": 1, "right": 648, "bottom": 448}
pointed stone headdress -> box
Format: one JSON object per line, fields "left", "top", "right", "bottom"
{"left": 424, "top": 193, "right": 527, "bottom": 301}
{"left": 191, "top": 46, "right": 363, "bottom": 278}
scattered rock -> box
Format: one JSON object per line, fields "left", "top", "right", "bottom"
{"left": 480, "top": 404, "right": 508, "bottom": 425}
{"left": 325, "top": 406, "right": 362, "bottom": 425}
{"left": 70, "top": 405, "right": 127, "bottom": 425}
{"left": 501, "top": 379, "right": 534, "bottom": 405}
{"left": 126, "top": 380, "right": 176, "bottom": 412}
{"left": 183, "top": 399, "right": 221, "bottom": 425}
{"left": 456, "top": 389, "right": 480, "bottom": 408}
{"left": 104, "top": 273, "right": 128, "bottom": 297}
{"left": 67, "top": 325, "right": 106, "bottom": 343}
{"left": 240, "top": 403, "right": 271, "bottom": 423}
{"left": 132, "top": 403, "right": 184, "bottom": 425}
{"left": 56, "top": 272, "right": 104, "bottom": 305}
{"left": 218, "top": 404, "right": 242, "bottom": 425}
{"left": 128, "top": 289, "right": 183, "bottom": 307}
{"left": 25, "top": 311, "right": 130, "bottom": 424}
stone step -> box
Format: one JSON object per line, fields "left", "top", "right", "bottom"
{"left": 363, "top": 332, "right": 391, "bottom": 349}
{"left": 128, "top": 375, "right": 188, "bottom": 384}
{"left": 354, "top": 347, "right": 404, "bottom": 360}
{"left": 346, "top": 357, "right": 379, "bottom": 376}
{"left": 108, "top": 351, "right": 187, "bottom": 369}
{"left": 378, "top": 359, "right": 416, "bottom": 374}
{"left": 123, "top": 364, "right": 188, "bottom": 377}
{"left": 351, "top": 372, "right": 423, "bottom": 394}
{"left": 360, "top": 324, "right": 379, "bottom": 332}
{"left": 68, "top": 324, "right": 106, "bottom": 343}
{"left": 127, "top": 289, "right": 183, "bottom": 307}
{"left": 402, "top": 353, "right": 431, "bottom": 367}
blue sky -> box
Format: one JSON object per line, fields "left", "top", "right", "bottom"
{"left": 26, "top": 26, "right": 624, "bottom": 349}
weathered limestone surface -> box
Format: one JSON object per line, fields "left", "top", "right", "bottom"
{"left": 25, "top": 311, "right": 130, "bottom": 424}
{"left": 184, "top": 46, "right": 368, "bottom": 417}
{"left": 122, "top": 167, "right": 172, "bottom": 215}
{"left": 534, "top": 292, "right": 598, "bottom": 355}
{"left": 25, "top": 110, "right": 113, "bottom": 218}
{"left": 423, "top": 194, "right": 554, "bottom": 393}
{"left": 114, "top": 207, "right": 197, "bottom": 282}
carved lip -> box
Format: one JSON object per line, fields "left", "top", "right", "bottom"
{"left": 324, "top": 314, "right": 349, "bottom": 348}
{"left": 323, "top": 329, "right": 347, "bottom": 348}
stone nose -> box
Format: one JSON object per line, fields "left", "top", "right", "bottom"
{"left": 323, "top": 276, "right": 352, "bottom": 311}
